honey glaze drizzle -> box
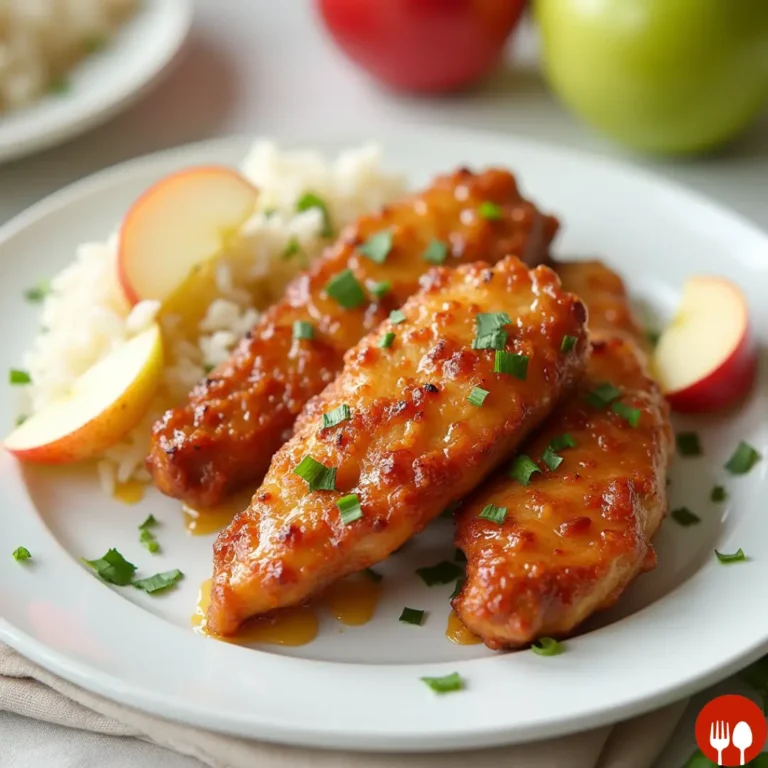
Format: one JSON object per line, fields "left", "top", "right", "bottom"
{"left": 192, "top": 579, "right": 319, "bottom": 647}
{"left": 112, "top": 480, "right": 146, "bottom": 505}
{"left": 322, "top": 573, "right": 382, "bottom": 626}
{"left": 445, "top": 610, "right": 482, "bottom": 645}
{"left": 182, "top": 490, "right": 254, "bottom": 536}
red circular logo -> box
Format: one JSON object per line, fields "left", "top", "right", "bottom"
{"left": 695, "top": 694, "right": 766, "bottom": 766}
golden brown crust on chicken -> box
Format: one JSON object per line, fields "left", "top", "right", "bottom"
{"left": 147, "top": 169, "right": 559, "bottom": 508}
{"left": 207, "top": 257, "right": 588, "bottom": 636}
{"left": 453, "top": 261, "right": 672, "bottom": 650}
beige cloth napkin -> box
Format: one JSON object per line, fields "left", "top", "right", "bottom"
{"left": 0, "top": 643, "right": 686, "bottom": 768}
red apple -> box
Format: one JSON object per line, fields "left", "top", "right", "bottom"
{"left": 118, "top": 166, "right": 258, "bottom": 305}
{"left": 654, "top": 276, "right": 757, "bottom": 413}
{"left": 316, "top": 0, "right": 527, "bottom": 93}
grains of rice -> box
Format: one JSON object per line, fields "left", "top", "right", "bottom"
{"left": 23, "top": 140, "right": 406, "bottom": 496}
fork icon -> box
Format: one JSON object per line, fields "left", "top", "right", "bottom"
{"left": 710, "top": 720, "right": 731, "bottom": 765}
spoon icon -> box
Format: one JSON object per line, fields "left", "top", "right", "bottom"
{"left": 733, "top": 720, "right": 753, "bottom": 765}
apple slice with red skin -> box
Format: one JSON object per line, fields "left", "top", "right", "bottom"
{"left": 654, "top": 275, "right": 757, "bottom": 413}
{"left": 117, "top": 166, "right": 258, "bottom": 305}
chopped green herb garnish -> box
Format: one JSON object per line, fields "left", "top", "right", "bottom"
{"left": 531, "top": 637, "right": 564, "bottom": 656}
{"left": 467, "top": 386, "right": 489, "bottom": 407}
{"left": 12, "top": 547, "right": 31, "bottom": 562}
{"left": 49, "top": 76, "right": 69, "bottom": 94}
{"left": 337, "top": 494, "right": 363, "bottom": 525}
{"left": 389, "top": 309, "right": 406, "bottom": 325}
{"left": 441, "top": 501, "right": 460, "bottom": 519}
{"left": 421, "top": 672, "right": 464, "bottom": 694}
{"left": 132, "top": 569, "right": 184, "bottom": 594}
{"left": 550, "top": 433, "right": 576, "bottom": 451}
{"left": 472, "top": 313, "right": 510, "bottom": 351}
{"left": 296, "top": 192, "right": 333, "bottom": 237}
{"left": 325, "top": 269, "right": 366, "bottom": 310}
{"left": 399, "top": 607, "right": 425, "bottom": 626}
{"left": 378, "top": 332, "right": 396, "bottom": 349}
{"left": 138, "top": 515, "right": 158, "bottom": 531}
{"left": 24, "top": 281, "right": 50, "bottom": 303}
{"left": 472, "top": 328, "right": 507, "bottom": 351}
{"left": 584, "top": 382, "right": 621, "bottom": 409}
{"left": 478, "top": 503, "right": 507, "bottom": 524}
{"left": 293, "top": 455, "right": 337, "bottom": 491}
{"left": 359, "top": 230, "right": 393, "bottom": 264}
{"left": 560, "top": 335, "right": 577, "bottom": 353}
{"left": 282, "top": 237, "right": 302, "bottom": 260}
{"left": 711, "top": 485, "right": 727, "bottom": 502}
{"left": 509, "top": 454, "right": 541, "bottom": 486}
{"left": 676, "top": 432, "right": 702, "bottom": 457}
{"left": 450, "top": 578, "right": 464, "bottom": 599}
{"left": 293, "top": 320, "right": 314, "bottom": 341}
{"left": 84, "top": 34, "right": 108, "bottom": 54}
{"left": 140, "top": 528, "right": 160, "bottom": 554}
{"left": 454, "top": 548, "right": 467, "bottom": 564}
{"left": 368, "top": 280, "right": 391, "bottom": 299}
{"left": 416, "top": 560, "right": 463, "bottom": 586}
{"left": 715, "top": 548, "right": 747, "bottom": 564}
{"left": 478, "top": 201, "right": 502, "bottom": 220}
{"left": 422, "top": 239, "right": 448, "bottom": 265}
{"left": 322, "top": 404, "right": 351, "bottom": 429}
{"left": 9, "top": 369, "right": 31, "bottom": 385}
{"left": 203, "top": 364, "right": 215, "bottom": 374}
{"left": 15, "top": 414, "right": 27, "bottom": 426}
{"left": 494, "top": 351, "right": 528, "bottom": 379}
{"left": 646, "top": 330, "right": 661, "bottom": 347}
{"left": 362, "top": 568, "right": 382, "bottom": 583}
{"left": 541, "top": 447, "right": 563, "bottom": 471}
{"left": 725, "top": 441, "right": 761, "bottom": 475}
{"left": 611, "top": 400, "right": 641, "bottom": 427}
{"left": 82, "top": 548, "right": 136, "bottom": 586}
{"left": 671, "top": 507, "right": 700, "bottom": 527}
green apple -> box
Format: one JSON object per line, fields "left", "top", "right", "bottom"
{"left": 535, "top": 0, "right": 768, "bottom": 155}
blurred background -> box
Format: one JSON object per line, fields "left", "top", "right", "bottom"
{"left": 1, "top": 0, "right": 767, "bottom": 229}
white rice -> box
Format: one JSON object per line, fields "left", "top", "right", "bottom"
{"left": 0, "top": 0, "right": 138, "bottom": 111}
{"left": 21, "top": 141, "right": 406, "bottom": 496}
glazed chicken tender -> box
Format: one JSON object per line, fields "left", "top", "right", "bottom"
{"left": 453, "top": 261, "right": 672, "bottom": 649}
{"left": 148, "top": 169, "right": 558, "bottom": 508}
{"left": 207, "top": 257, "right": 588, "bottom": 636}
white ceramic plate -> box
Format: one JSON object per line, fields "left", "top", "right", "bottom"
{"left": 0, "top": 0, "right": 192, "bottom": 164}
{"left": 1, "top": 130, "right": 767, "bottom": 752}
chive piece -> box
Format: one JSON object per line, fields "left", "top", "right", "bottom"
{"left": 611, "top": 400, "right": 641, "bottom": 427}
{"left": 725, "top": 441, "right": 761, "bottom": 475}
{"left": 715, "top": 548, "right": 747, "bottom": 564}
{"left": 24, "top": 281, "right": 50, "bottom": 303}
{"left": 9, "top": 369, "right": 31, "bottom": 385}
{"left": 82, "top": 549, "right": 137, "bottom": 586}
{"left": 368, "top": 280, "right": 391, "bottom": 299}
{"left": 472, "top": 328, "right": 507, "bottom": 351}
{"left": 454, "top": 548, "right": 467, "bottom": 564}
{"left": 138, "top": 515, "right": 158, "bottom": 530}
{"left": 646, "top": 330, "right": 661, "bottom": 347}
{"left": 450, "top": 578, "right": 464, "bottom": 599}
{"left": 421, "top": 672, "right": 464, "bottom": 694}
{"left": 531, "top": 637, "right": 564, "bottom": 656}
{"left": 676, "top": 432, "right": 702, "bottom": 457}
{"left": 15, "top": 414, "right": 27, "bottom": 426}
{"left": 296, "top": 192, "right": 333, "bottom": 237}
{"left": 509, "top": 454, "right": 541, "bottom": 485}
{"left": 203, "top": 364, "right": 215, "bottom": 374}
{"left": 711, "top": 485, "right": 727, "bottom": 502}
{"left": 399, "top": 607, "right": 425, "bottom": 626}
{"left": 584, "top": 382, "right": 621, "bottom": 409}
{"left": 140, "top": 529, "right": 160, "bottom": 554}
{"left": 478, "top": 201, "right": 502, "bottom": 220}
{"left": 441, "top": 501, "right": 460, "bottom": 519}
{"left": 84, "top": 34, "right": 107, "bottom": 54}
{"left": 359, "top": 230, "right": 393, "bottom": 264}
{"left": 378, "top": 332, "right": 396, "bottom": 349}
{"left": 550, "top": 433, "right": 576, "bottom": 451}
{"left": 494, "top": 351, "right": 529, "bottom": 379}
{"left": 362, "top": 568, "right": 382, "bottom": 583}
{"left": 325, "top": 269, "right": 366, "bottom": 310}
{"left": 476, "top": 312, "right": 511, "bottom": 337}
{"left": 293, "top": 320, "right": 314, "bottom": 341}
{"left": 322, "top": 404, "right": 351, "bottom": 429}
{"left": 49, "top": 76, "right": 69, "bottom": 94}
{"left": 12, "top": 546, "right": 31, "bottom": 562}
{"left": 541, "top": 447, "right": 563, "bottom": 471}
{"left": 422, "top": 239, "right": 448, "bottom": 265}
{"left": 671, "top": 507, "right": 700, "bottom": 527}
{"left": 132, "top": 569, "right": 184, "bottom": 594}
{"left": 282, "top": 237, "right": 301, "bottom": 260}
{"left": 337, "top": 494, "right": 363, "bottom": 525}
{"left": 478, "top": 503, "right": 507, "bottom": 524}
{"left": 389, "top": 309, "right": 406, "bottom": 325}
{"left": 416, "top": 560, "right": 463, "bottom": 586}
{"left": 467, "top": 386, "right": 489, "bottom": 407}
{"left": 561, "top": 335, "right": 577, "bottom": 353}
{"left": 293, "top": 455, "right": 337, "bottom": 491}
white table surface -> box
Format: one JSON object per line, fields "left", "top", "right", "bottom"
{"left": 1, "top": 1, "right": 766, "bottom": 766}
